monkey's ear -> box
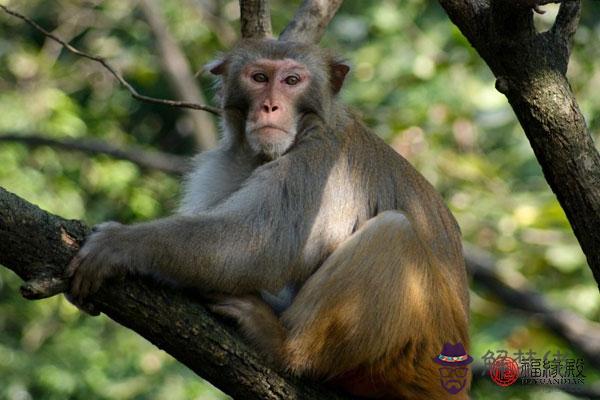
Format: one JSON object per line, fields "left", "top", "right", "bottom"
{"left": 205, "top": 59, "right": 227, "bottom": 75}
{"left": 330, "top": 61, "right": 350, "bottom": 94}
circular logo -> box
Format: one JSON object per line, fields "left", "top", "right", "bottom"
{"left": 489, "top": 357, "right": 519, "bottom": 387}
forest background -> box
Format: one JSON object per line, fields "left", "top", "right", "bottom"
{"left": 1, "top": 0, "right": 599, "bottom": 399}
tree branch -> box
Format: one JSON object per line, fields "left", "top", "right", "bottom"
{"left": 437, "top": 0, "right": 600, "bottom": 290}
{"left": 239, "top": 0, "right": 273, "bottom": 39}
{"left": 0, "top": 134, "right": 189, "bottom": 175}
{"left": 0, "top": 4, "right": 221, "bottom": 116}
{"left": 279, "top": 0, "right": 344, "bottom": 43}
{"left": 0, "top": 187, "right": 350, "bottom": 400}
{"left": 552, "top": 0, "right": 581, "bottom": 41}
{"left": 465, "top": 245, "right": 600, "bottom": 369}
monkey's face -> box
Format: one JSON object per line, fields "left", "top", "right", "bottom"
{"left": 239, "top": 58, "right": 311, "bottom": 159}
{"left": 208, "top": 40, "right": 350, "bottom": 159}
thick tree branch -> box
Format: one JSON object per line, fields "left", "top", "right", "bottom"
{"left": 0, "top": 187, "right": 350, "bottom": 400}
{"left": 239, "top": 0, "right": 273, "bottom": 39}
{"left": 0, "top": 4, "right": 221, "bottom": 116}
{"left": 437, "top": 0, "right": 600, "bottom": 290}
{"left": 0, "top": 134, "right": 189, "bottom": 175}
{"left": 279, "top": 0, "right": 344, "bottom": 43}
{"left": 138, "top": 0, "right": 218, "bottom": 149}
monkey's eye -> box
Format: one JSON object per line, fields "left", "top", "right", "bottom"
{"left": 284, "top": 75, "right": 300, "bottom": 85}
{"left": 252, "top": 73, "right": 268, "bottom": 83}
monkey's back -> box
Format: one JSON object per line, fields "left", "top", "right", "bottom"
{"left": 340, "top": 112, "right": 468, "bottom": 308}
{"left": 283, "top": 111, "right": 471, "bottom": 400}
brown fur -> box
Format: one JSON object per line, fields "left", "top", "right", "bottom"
{"left": 69, "top": 39, "right": 470, "bottom": 399}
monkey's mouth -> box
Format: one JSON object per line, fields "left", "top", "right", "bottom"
{"left": 252, "top": 125, "right": 289, "bottom": 136}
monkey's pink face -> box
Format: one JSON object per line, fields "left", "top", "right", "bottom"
{"left": 241, "top": 58, "right": 311, "bottom": 159}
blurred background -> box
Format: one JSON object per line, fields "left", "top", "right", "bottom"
{"left": 0, "top": 0, "right": 599, "bottom": 399}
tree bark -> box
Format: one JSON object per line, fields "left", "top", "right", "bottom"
{"left": 280, "top": 0, "right": 344, "bottom": 43}
{"left": 240, "top": 0, "right": 273, "bottom": 39}
{"left": 0, "top": 187, "right": 350, "bottom": 400}
{"left": 438, "top": 0, "right": 600, "bottom": 289}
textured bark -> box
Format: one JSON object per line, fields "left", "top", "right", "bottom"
{"left": 438, "top": 0, "right": 600, "bottom": 289}
{"left": 240, "top": 0, "right": 273, "bottom": 39}
{"left": 280, "top": 0, "right": 344, "bottom": 43}
{"left": 0, "top": 187, "right": 350, "bottom": 400}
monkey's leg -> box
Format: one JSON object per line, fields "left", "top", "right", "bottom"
{"left": 282, "top": 211, "right": 470, "bottom": 400}
{"left": 208, "top": 294, "right": 287, "bottom": 367}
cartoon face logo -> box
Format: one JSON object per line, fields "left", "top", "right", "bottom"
{"left": 433, "top": 342, "right": 473, "bottom": 395}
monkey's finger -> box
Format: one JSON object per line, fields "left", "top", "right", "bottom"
{"left": 88, "top": 276, "right": 104, "bottom": 298}
{"left": 203, "top": 292, "right": 230, "bottom": 303}
{"left": 70, "top": 269, "right": 84, "bottom": 299}
{"left": 208, "top": 304, "right": 243, "bottom": 320}
{"left": 66, "top": 255, "right": 83, "bottom": 277}
{"left": 78, "top": 272, "right": 95, "bottom": 302}
{"left": 80, "top": 302, "right": 100, "bottom": 316}
{"left": 92, "top": 221, "right": 121, "bottom": 232}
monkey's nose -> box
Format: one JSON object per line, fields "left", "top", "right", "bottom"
{"left": 262, "top": 104, "right": 279, "bottom": 113}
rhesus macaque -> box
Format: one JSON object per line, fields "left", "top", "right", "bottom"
{"left": 69, "top": 39, "right": 470, "bottom": 399}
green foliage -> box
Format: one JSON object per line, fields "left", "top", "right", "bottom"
{"left": 0, "top": 1, "right": 599, "bottom": 399}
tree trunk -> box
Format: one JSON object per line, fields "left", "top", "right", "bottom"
{"left": 438, "top": 0, "right": 600, "bottom": 289}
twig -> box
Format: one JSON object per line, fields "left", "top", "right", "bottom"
{"left": 0, "top": 4, "right": 221, "bottom": 116}
{"left": 0, "top": 134, "right": 189, "bottom": 175}
{"left": 139, "top": 0, "right": 218, "bottom": 149}
{"left": 280, "top": 0, "right": 344, "bottom": 43}
{"left": 239, "top": 0, "right": 273, "bottom": 39}
{"left": 465, "top": 245, "right": 600, "bottom": 369}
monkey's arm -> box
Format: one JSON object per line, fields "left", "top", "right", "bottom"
{"left": 69, "top": 140, "right": 339, "bottom": 300}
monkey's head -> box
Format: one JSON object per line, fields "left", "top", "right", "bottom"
{"left": 208, "top": 39, "right": 350, "bottom": 159}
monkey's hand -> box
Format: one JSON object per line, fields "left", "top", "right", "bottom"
{"left": 67, "top": 221, "right": 137, "bottom": 305}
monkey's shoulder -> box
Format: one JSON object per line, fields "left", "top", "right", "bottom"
{"left": 337, "top": 113, "right": 461, "bottom": 235}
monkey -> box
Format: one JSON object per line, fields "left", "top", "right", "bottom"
{"left": 68, "top": 39, "right": 470, "bottom": 399}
